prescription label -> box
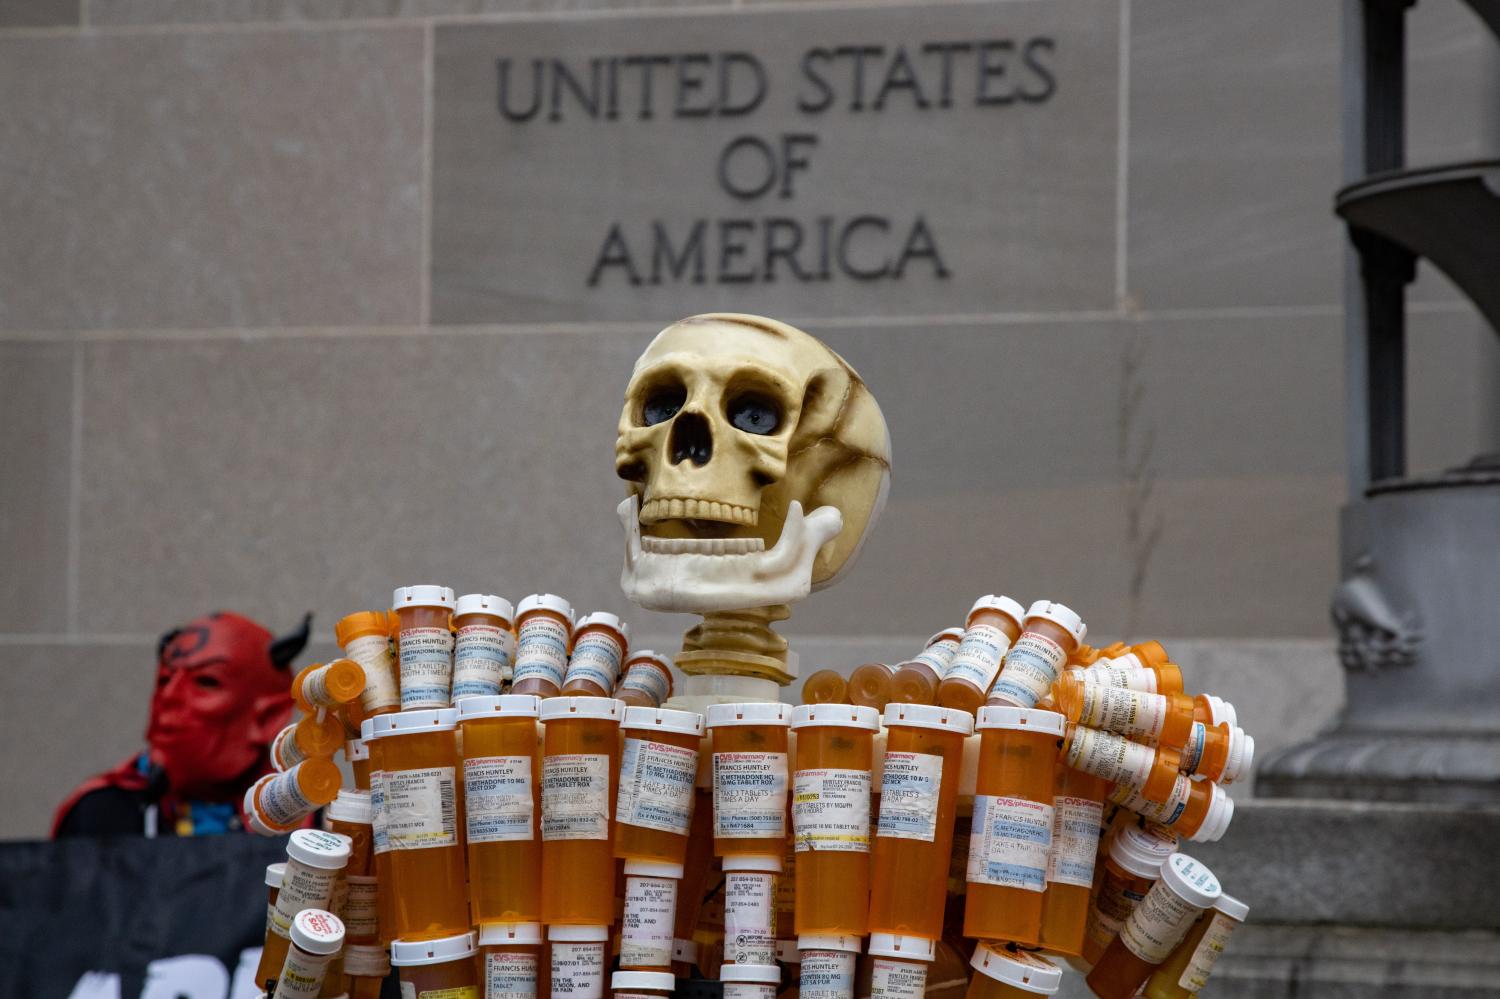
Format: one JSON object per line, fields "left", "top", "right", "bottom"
{"left": 565, "top": 629, "right": 625, "bottom": 692}
{"left": 541, "top": 753, "right": 610, "bottom": 841}
{"left": 1179, "top": 911, "right": 1240, "bottom": 990}
{"left": 618, "top": 661, "right": 671, "bottom": 705}
{"left": 347, "top": 633, "right": 400, "bottom": 713}
{"left": 1065, "top": 726, "right": 1156, "bottom": 787}
{"left": 487, "top": 952, "right": 539, "bottom": 999}
{"left": 800, "top": 950, "right": 855, "bottom": 999}
{"left": 620, "top": 875, "right": 676, "bottom": 968}
{"left": 399, "top": 626, "right": 455, "bottom": 710}
{"left": 465, "top": 755, "right": 535, "bottom": 843}
{"left": 793, "top": 768, "right": 871, "bottom": 853}
{"left": 1076, "top": 685, "right": 1166, "bottom": 739}
{"left": 275, "top": 946, "right": 334, "bottom": 997}
{"left": 384, "top": 766, "right": 458, "bottom": 850}
{"left": 344, "top": 875, "right": 379, "bottom": 937}
{"left": 876, "top": 751, "right": 943, "bottom": 842}
{"left": 943, "top": 624, "right": 1012, "bottom": 692}
{"left": 870, "top": 958, "right": 927, "bottom": 999}
{"left": 550, "top": 941, "right": 605, "bottom": 999}
{"left": 1121, "top": 881, "right": 1205, "bottom": 963}
{"left": 713, "top": 751, "right": 788, "bottom": 839}
{"left": 617, "top": 738, "right": 697, "bottom": 834}
{"left": 990, "top": 631, "right": 1066, "bottom": 707}
{"left": 1046, "top": 795, "right": 1104, "bottom": 888}
{"left": 452, "top": 623, "right": 515, "bottom": 698}
{"left": 513, "top": 616, "right": 570, "bottom": 688}
{"left": 968, "top": 795, "right": 1052, "bottom": 891}
{"left": 724, "top": 872, "right": 776, "bottom": 965}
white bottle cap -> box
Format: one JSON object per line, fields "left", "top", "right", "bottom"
{"left": 789, "top": 703, "right": 880, "bottom": 732}
{"left": 374, "top": 707, "right": 459, "bottom": 735}
{"left": 286, "top": 829, "right": 352, "bottom": 871}
{"left": 1191, "top": 784, "right": 1235, "bottom": 843}
{"left": 1214, "top": 892, "right": 1250, "bottom": 922}
{"left": 707, "top": 702, "right": 792, "bottom": 728}
{"left": 722, "top": 854, "right": 782, "bottom": 873}
{"left": 538, "top": 696, "right": 621, "bottom": 724}
{"left": 478, "top": 921, "right": 544, "bottom": 946}
{"left": 290, "top": 909, "right": 344, "bottom": 955}
{"left": 264, "top": 862, "right": 285, "bottom": 889}
{"left": 391, "top": 585, "right": 456, "bottom": 611}
{"left": 1160, "top": 853, "right": 1222, "bottom": 908}
{"left": 457, "top": 694, "right": 542, "bottom": 720}
{"left": 1119, "top": 819, "right": 1180, "bottom": 859}
{"left": 1221, "top": 728, "right": 1254, "bottom": 783}
{"left": 454, "top": 593, "right": 515, "bottom": 622}
{"left": 576, "top": 611, "right": 630, "bottom": 643}
{"left": 548, "top": 924, "right": 609, "bottom": 942}
{"left": 975, "top": 706, "right": 1066, "bottom": 738}
{"left": 1023, "top": 600, "right": 1086, "bottom": 645}
{"left": 624, "top": 859, "right": 685, "bottom": 878}
{"left": 390, "top": 931, "right": 477, "bottom": 966}
{"left": 967, "top": 595, "right": 1027, "bottom": 628}
{"left": 720, "top": 964, "right": 781, "bottom": 984}
{"left": 359, "top": 718, "right": 376, "bottom": 741}
{"left": 1109, "top": 830, "right": 1169, "bottom": 879}
{"left": 882, "top": 702, "right": 974, "bottom": 736}
{"left": 969, "top": 943, "right": 1061, "bottom": 995}
{"left": 518, "top": 593, "right": 573, "bottom": 622}
{"left": 626, "top": 649, "right": 675, "bottom": 671}
{"left": 344, "top": 737, "right": 368, "bottom": 762}
{"left": 612, "top": 971, "right": 675, "bottom": 991}
{"left": 797, "top": 933, "right": 861, "bottom": 953}
{"left": 324, "top": 789, "right": 373, "bottom": 826}
{"left": 623, "top": 705, "right": 705, "bottom": 737}
{"left": 926, "top": 628, "right": 964, "bottom": 646}
{"left": 1204, "top": 695, "right": 1236, "bottom": 727}
{"left": 866, "top": 932, "right": 935, "bottom": 962}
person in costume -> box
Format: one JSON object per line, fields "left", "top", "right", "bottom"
{"left": 52, "top": 611, "right": 311, "bottom": 837}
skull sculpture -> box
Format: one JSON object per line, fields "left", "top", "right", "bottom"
{"left": 616, "top": 314, "right": 890, "bottom": 680}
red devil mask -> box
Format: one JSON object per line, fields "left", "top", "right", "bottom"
{"left": 146, "top": 611, "right": 310, "bottom": 796}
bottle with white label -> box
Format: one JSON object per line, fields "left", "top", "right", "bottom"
{"left": 324, "top": 789, "right": 375, "bottom": 950}
{"left": 539, "top": 696, "right": 620, "bottom": 926}
{"left": 720, "top": 960, "right": 781, "bottom": 999}
{"left": 1060, "top": 723, "right": 1183, "bottom": 804}
{"left": 938, "top": 595, "right": 1026, "bottom": 715}
{"left": 615, "top": 706, "right": 704, "bottom": 866}
{"left": 254, "top": 831, "right": 352, "bottom": 991}
{"left": 1053, "top": 676, "right": 1242, "bottom": 767}
{"left": 965, "top": 942, "right": 1062, "bottom": 997}
{"left": 478, "top": 921, "right": 543, "bottom": 999}
{"left": 889, "top": 628, "right": 963, "bottom": 706}
{"left": 392, "top": 585, "right": 458, "bottom": 710}
{"left": 862, "top": 932, "right": 935, "bottom": 999}
{"left": 610, "top": 969, "right": 674, "bottom": 999}
{"left": 549, "top": 924, "right": 608, "bottom": 999}
{"left": 1142, "top": 891, "right": 1248, "bottom": 998}
{"left": 721, "top": 854, "right": 780, "bottom": 968}
{"left": 671, "top": 785, "right": 716, "bottom": 978}
{"left": 964, "top": 706, "right": 1064, "bottom": 947}
{"left": 245, "top": 758, "right": 343, "bottom": 835}
{"left": 342, "top": 943, "right": 389, "bottom": 998}
{"left": 619, "top": 859, "right": 682, "bottom": 971}
{"left": 616, "top": 650, "right": 675, "bottom": 708}
{"left": 988, "top": 601, "right": 1086, "bottom": 710}
{"left": 460, "top": 694, "right": 542, "bottom": 925}
{"left": 1107, "top": 775, "right": 1235, "bottom": 843}
{"left": 272, "top": 908, "right": 344, "bottom": 999}
{"left": 1086, "top": 853, "right": 1222, "bottom": 999}
{"left": 264, "top": 863, "right": 285, "bottom": 937}
{"left": 292, "top": 658, "right": 367, "bottom": 714}
{"left": 335, "top": 611, "right": 401, "bottom": 719}
{"left": 1081, "top": 821, "right": 1178, "bottom": 966}
{"left": 868, "top": 703, "right": 972, "bottom": 945}
{"left": 391, "top": 930, "right": 480, "bottom": 998}
{"left": 707, "top": 702, "right": 791, "bottom": 859}
{"left": 271, "top": 714, "right": 348, "bottom": 773}
{"left": 371, "top": 707, "right": 468, "bottom": 941}
{"left": 798, "top": 933, "right": 861, "bottom": 999}
{"left": 789, "top": 704, "right": 880, "bottom": 938}
{"left": 561, "top": 612, "right": 630, "bottom": 697}
{"left": 452, "top": 594, "right": 516, "bottom": 701}
{"left": 1036, "top": 764, "right": 1108, "bottom": 958}
{"left": 512, "top": 594, "right": 575, "bottom": 699}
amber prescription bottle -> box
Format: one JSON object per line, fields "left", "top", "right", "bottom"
{"left": 324, "top": 790, "right": 375, "bottom": 945}
{"left": 479, "top": 921, "right": 544, "bottom": 999}
{"left": 539, "top": 696, "right": 621, "bottom": 927}
{"left": 335, "top": 611, "right": 401, "bottom": 717}
{"left": 1081, "top": 654, "right": 1185, "bottom": 697}
{"left": 965, "top": 944, "right": 1061, "bottom": 999}
{"left": 452, "top": 593, "right": 516, "bottom": 701}
{"left": 889, "top": 628, "right": 963, "bottom": 706}
{"left": 264, "top": 863, "right": 286, "bottom": 935}
{"left": 373, "top": 708, "right": 468, "bottom": 941}
{"left": 611, "top": 970, "right": 675, "bottom": 999}
{"left": 1053, "top": 677, "right": 1232, "bottom": 748}
{"left": 392, "top": 931, "right": 480, "bottom": 998}
{"left": 392, "top": 586, "right": 457, "bottom": 710}
{"left": 1107, "top": 775, "right": 1235, "bottom": 842}
{"left": 988, "top": 601, "right": 1086, "bottom": 710}
{"left": 273, "top": 908, "right": 344, "bottom": 999}
{"left": 346, "top": 735, "right": 371, "bottom": 791}
{"left": 361, "top": 718, "right": 394, "bottom": 946}
{"left": 615, "top": 706, "right": 703, "bottom": 866}
{"left": 1036, "top": 764, "right": 1108, "bottom": 958}
{"left": 293, "top": 659, "right": 366, "bottom": 714}
{"left": 798, "top": 933, "right": 860, "bottom": 999}
{"left": 800, "top": 669, "right": 849, "bottom": 705}
{"left": 719, "top": 961, "right": 781, "bottom": 999}
{"left": 460, "top": 694, "right": 543, "bottom": 924}
{"left": 245, "top": 758, "right": 342, "bottom": 832}
{"left": 549, "top": 924, "right": 609, "bottom": 999}
{"left": 868, "top": 703, "right": 971, "bottom": 944}
{"left": 512, "top": 593, "right": 575, "bottom": 698}
{"left": 1060, "top": 724, "right": 1180, "bottom": 804}
{"left": 722, "top": 854, "right": 781, "bottom": 967}
{"left": 1081, "top": 823, "right": 1177, "bottom": 966}
{"left": 272, "top": 714, "right": 347, "bottom": 771}
{"left": 938, "top": 595, "right": 1026, "bottom": 715}
{"left": 619, "top": 859, "right": 681, "bottom": 971}
{"left": 1143, "top": 890, "right": 1248, "bottom": 998}
{"left": 846, "top": 663, "right": 897, "bottom": 711}
{"left": 616, "top": 650, "right": 673, "bottom": 708}
{"left": 864, "top": 932, "right": 934, "bottom": 999}
{"left": 341, "top": 944, "right": 389, "bottom": 999}
{"left": 708, "top": 701, "right": 791, "bottom": 858}
{"left": 256, "top": 830, "right": 351, "bottom": 990}
{"left": 1087, "top": 853, "right": 1221, "bottom": 999}
{"left": 561, "top": 612, "right": 631, "bottom": 697}
{"left": 789, "top": 703, "right": 880, "bottom": 938}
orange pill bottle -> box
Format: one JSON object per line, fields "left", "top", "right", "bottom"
{"left": 1087, "top": 854, "right": 1221, "bottom": 999}
{"left": 460, "top": 693, "right": 543, "bottom": 925}
{"left": 539, "top": 696, "right": 621, "bottom": 927}
{"left": 1036, "top": 765, "right": 1108, "bottom": 957}
{"left": 293, "top": 658, "right": 366, "bottom": 713}
{"left": 512, "top": 593, "right": 575, "bottom": 699}
{"left": 800, "top": 669, "right": 849, "bottom": 705}
{"left": 273, "top": 908, "right": 344, "bottom": 998}
{"left": 561, "top": 612, "right": 631, "bottom": 697}
{"left": 616, "top": 650, "right": 674, "bottom": 708}
{"left": 324, "top": 790, "right": 376, "bottom": 949}
{"left": 452, "top": 593, "right": 516, "bottom": 701}
{"left": 335, "top": 611, "right": 401, "bottom": 718}
{"left": 707, "top": 702, "right": 791, "bottom": 858}
{"left": 391, "top": 932, "right": 480, "bottom": 998}
{"left": 549, "top": 924, "right": 609, "bottom": 999}
{"left": 1080, "top": 655, "right": 1185, "bottom": 697}
{"left": 1081, "top": 822, "right": 1177, "bottom": 965}
{"left": 965, "top": 944, "right": 1061, "bottom": 998}
{"left": 1107, "top": 777, "right": 1235, "bottom": 842}
{"left": 889, "top": 628, "right": 963, "bottom": 706}
{"left": 963, "top": 706, "right": 1062, "bottom": 947}
{"left": 271, "top": 714, "right": 347, "bottom": 771}
{"left": 255, "top": 830, "right": 352, "bottom": 989}
{"left": 1142, "top": 891, "right": 1248, "bottom": 998}
{"left": 264, "top": 863, "right": 285, "bottom": 936}
{"left": 988, "top": 601, "right": 1085, "bottom": 710}
{"left": 789, "top": 704, "right": 879, "bottom": 938}
{"left": 615, "top": 707, "right": 704, "bottom": 866}
{"left": 938, "top": 596, "right": 1025, "bottom": 715}
{"left": 392, "top": 586, "right": 457, "bottom": 710}
{"left": 341, "top": 944, "right": 389, "bottom": 998}
{"left": 846, "top": 663, "right": 897, "bottom": 711}
{"left": 479, "top": 921, "right": 544, "bottom": 999}
{"left": 1060, "top": 724, "right": 1181, "bottom": 803}
{"left": 245, "top": 758, "right": 342, "bottom": 833}
{"left": 1054, "top": 677, "right": 1235, "bottom": 749}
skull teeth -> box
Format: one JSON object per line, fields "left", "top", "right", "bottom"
{"left": 640, "top": 535, "right": 768, "bottom": 555}
{"left": 640, "top": 497, "right": 756, "bottom": 526}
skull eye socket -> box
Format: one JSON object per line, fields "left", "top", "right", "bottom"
{"left": 640, "top": 385, "right": 687, "bottom": 427}
{"left": 727, "top": 392, "right": 782, "bottom": 436}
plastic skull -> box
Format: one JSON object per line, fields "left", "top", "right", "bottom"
{"left": 616, "top": 313, "right": 891, "bottom": 612}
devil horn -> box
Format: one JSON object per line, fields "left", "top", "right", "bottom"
{"left": 268, "top": 612, "right": 313, "bottom": 671}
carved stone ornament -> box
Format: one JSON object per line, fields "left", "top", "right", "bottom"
{"left": 1331, "top": 554, "right": 1421, "bottom": 672}
{"left": 615, "top": 313, "right": 891, "bottom": 682}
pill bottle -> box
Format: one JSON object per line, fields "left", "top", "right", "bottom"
{"left": 392, "top": 586, "right": 457, "bottom": 710}
{"left": 460, "top": 694, "right": 543, "bottom": 924}
{"left": 708, "top": 702, "right": 790, "bottom": 858}
{"left": 549, "top": 924, "right": 608, "bottom": 999}
{"left": 325, "top": 791, "right": 375, "bottom": 946}
{"left": 722, "top": 854, "right": 780, "bottom": 967}
{"left": 1036, "top": 764, "right": 1108, "bottom": 957}
{"left": 800, "top": 669, "right": 849, "bottom": 705}
{"left": 846, "top": 663, "right": 896, "bottom": 711}
{"left": 616, "top": 650, "right": 673, "bottom": 708}
{"left": 361, "top": 718, "right": 394, "bottom": 946}
{"left": 611, "top": 970, "right": 675, "bottom": 999}
{"left": 797, "top": 934, "right": 860, "bottom": 999}
{"left": 864, "top": 933, "right": 933, "bottom": 999}
{"left": 1083, "top": 656, "right": 1184, "bottom": 697}
{"left": 1060, "top": 724, "right": 1180, "bottom": 803}
{"left": 264, "top": 863, "right": 286, "bottom": 935}
{"left": 720, "top": 961, "right": 780, "bottom": 999}
{"left": 964, "top": 706, "right": 1062, "bottom": 946}
{"left": 1087, "top": 854, "right": 1221, "bottom": 999}
{"left": 616, "top": 707, "right": 703, "bottom": 865}
{"left": 512, "top": 594, "right": 575, "bottom": 698}
{"left": 452, "top": 594, "right": 517, "bottom": 701}
{"left": 392, "top": 931, "right": 480, "bottom": 998}
{"left": 1107, "top": 777, "right": 1234, "bottom": 843}
{"left": 561, "top": 612, "right": 630, "bottom": 697}
{"left": 273, "top": 908, "right": 344, "bottom": 999}
{"left": 246, "top": 758, "right": 343, "bottom": 833}
{"left": 1053, "top": 678, "right": 1234, "bottom": 749}
{"left": 789, "top": 704, "right": 879, "bottom": 937}
{"left": 293, "top": 659, "right": 367, "bottom": 714}
{"left": 342, "top": 944, "right": 389, "bottom": 999}
{"left": 346, "top": 736, "right": 371, "bottom": 791}
{"left": 272, "top": 714, "right": 348, "bottom": 771}
{"left": 889, "top": 629, "right": 963, "bottom": 706}
{"left": 988, "top": 601, "right": 1086, "bottom": 710}
{"left": 1081, "top": 823, "right": 1176, "bottom": 965}
{"left": 619, "top": 859, "right": 681, "bottom": 971}
{"left": 868, "top": 704, "right": 971, "bottom": 943}
{"left": 671, "top": 791, "right": 716, "bottom": 978}
{"left": 540, "top": 696, "right": 621, "bottom": 926}
{"left": 938, "top": 596, "right": 1026, "bottom": 715}
{"left": 479, "top": 922, "right": 544, "bottom": 999}
{"left": 1177, "top": 725, "right": 1253, "bottom": 785}
{"left": 336, "top": 611, "right": 401, "bottom": 718}
{"left": 373, "top": 708, "right": 468, "bottom": 941}
{"left": 1142, "top": 890, "right": 1247, "bottom": 999}
{"left": 965, "top": 944, "right": 1061, "bottom": 998}
{"left": 256, "top": 830, "right": 352, "bottom": 988}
